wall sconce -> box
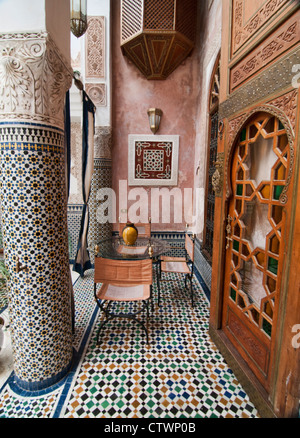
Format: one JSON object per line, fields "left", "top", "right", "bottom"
{"left": 70, "top": 0, "right": 88, "bottom": 38}
{"left": 147, "top": 108, "right": 163, "bottom": 134}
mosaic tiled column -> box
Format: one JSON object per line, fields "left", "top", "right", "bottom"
{"left": 88, "top": 126, "right": 112, "bottom": 265}
{"left": 0, "top": 33, "right": 73, "bottom": 390}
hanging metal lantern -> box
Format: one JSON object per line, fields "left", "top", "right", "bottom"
{"left": 70, "top": 0, "right": 88, "bottom": 38}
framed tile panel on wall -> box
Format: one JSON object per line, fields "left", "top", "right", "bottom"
{"left": 128, "top": 135, "right": 179, "bottom": 186}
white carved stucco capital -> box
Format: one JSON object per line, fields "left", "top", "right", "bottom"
{"left": 0, "top": 32, "right": 72, "bottom": 129}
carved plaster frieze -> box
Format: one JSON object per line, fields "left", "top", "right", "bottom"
{"left": 85, "top": 16, "right": 105, "bottom": 79}
{"left": 85, "top": 83, "right": 106, "bottom": 107}
{"left": 0, "top": 32, "right": 73, "bottom": 129}
{"left": 230, "top": 11, "right": 300, "bottom": 91}
{"left": 69, "top": 121, "right": 84, "bottom": 205}
{"left": 231, "top": 0, "right": 289, "bottom": 55}
{"left": 219, "top": 45, "right": 300, "bottom": 120}
{"left": 269, "top": 88, "right": 298, "bottom": 132}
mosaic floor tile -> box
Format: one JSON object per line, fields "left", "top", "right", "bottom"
{"left": 0, "top": 384, "right": 62, "bottom": 418}
{"left": 0, "top": 265, "right": 259, "bottom": 418}
{"left": 60, "top": 267, "right": 259, "bottom": 418}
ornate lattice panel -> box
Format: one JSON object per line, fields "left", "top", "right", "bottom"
{"left": 227, "top": 113, "right": 290, "bottom": 340}
{"left": 144, "top": 0, "right": 174, "bottom": 29}
{"left": 85, "top": 16, "right": 105, "bottom": 79}
{"left": 121, "top": 0, "right": 143, "bottom": 43}
{"left": 120, "top": 0, "right": 197, "bottom": 79}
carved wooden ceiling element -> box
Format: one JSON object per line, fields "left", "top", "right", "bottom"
{"left": 120, "top": 0, "right": 197, "bottom": 80}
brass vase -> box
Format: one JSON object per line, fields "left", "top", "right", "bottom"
{"left": 122, "top": 223, "right": 138, "bottom": 246}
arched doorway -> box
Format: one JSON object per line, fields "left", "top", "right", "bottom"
{"left": 221, "top": 110, "right": 293, "bottom": 390}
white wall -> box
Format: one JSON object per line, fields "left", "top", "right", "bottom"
{"left": 0, "top": 0, "right": 70, "bottom": 62}
{"left": 0, "top": 0, "right": 45, "bottom": 32}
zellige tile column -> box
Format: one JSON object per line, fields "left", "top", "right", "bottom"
{"left": 0, "top": 32, "right": 73, "bottom": 391}
{"left": 88, "top": 126, "right": 112, "bottom": 265}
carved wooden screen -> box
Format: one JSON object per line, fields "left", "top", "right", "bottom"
{"left": 222, "top": 112, "right": 291, "bottom": 389}
{"left": 202, "top": 58, "right": 220, "bottom": 263}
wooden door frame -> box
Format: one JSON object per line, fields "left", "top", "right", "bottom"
{"left": 209, "top": 96, "right": 299, "bottom": 417}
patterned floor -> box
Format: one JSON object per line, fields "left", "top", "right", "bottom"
{"left": 0, "top": 266, "right": 259, "bottom": 419}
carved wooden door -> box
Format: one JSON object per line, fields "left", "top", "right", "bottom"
{"left": 221, "top": 112, "right": 292, "bottom": 390}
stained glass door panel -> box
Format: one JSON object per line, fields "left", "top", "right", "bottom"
{"left": 222, "top": 113, "right": 290, "bottom": 389}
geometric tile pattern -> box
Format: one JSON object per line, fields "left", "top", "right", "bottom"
{"left": 67, "top": 204, "right": 84, "bottom": 263}
{"left": 0, "top": 270, "right": 96, "bottom": 418}
{"left": 128, "top": 135, "right": 179, "bottom": 186}
{"left": 0, "top": 385, "right": 62, "bottom": 418}
{"left": 60, "top": 266, "right": 259, "bottom": 418}
{"left": 0, "top": 281, "right": 8, "bottom": 311}
{"left": 87, "top": 158, "right": 112, "bottom": 266}
{"left": 0, "top": 263, "right": 259, "bottom": 418}
{"left": 71, "top": 270, "right": 98, "bottom": 350}
{"left": 135, "top": 141, "right": 173, "bottom": 180}
{"left": 194, "top": 238, "right": 212, "bottom": 292}
{"left": 0, "top": 122, "right": 73, "bottom": 389}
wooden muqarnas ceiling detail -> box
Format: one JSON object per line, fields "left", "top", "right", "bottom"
{"left": 120, "top": 0, "right": 197, "bottom": 80}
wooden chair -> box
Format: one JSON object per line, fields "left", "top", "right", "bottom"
{"left": 157, "top": 233, "right": 195, "bottom": 306}
{"left": 94, "top": 257, "right": 153, "bottom": 345}
{"left": 119, "top": 219, "right": 151, "bottom": 238}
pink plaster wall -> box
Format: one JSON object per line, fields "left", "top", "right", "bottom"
{"left": 111, "top": 0, "right": 204, "bottom": 232}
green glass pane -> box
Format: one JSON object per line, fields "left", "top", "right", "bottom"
{"left": 262, "top": 318, "right": 272, "bottom": 337}
{"left": 233, "top": 240, "right": 239, "bottom": 251}
{"left": 273, "top": 185, "right": 284, "bottom": 200}
{"left": 268, "top": 257, "right": 278, "bottom": 275}
{"left": 278, "top": 120, "right": 284, "bottom": 130}
{"left": 236, "top": 184, "right": 243, "bottom": 196}
{"left": 230, "top": 287, "right": 236, "bottom": 301}
{"left": 240, "top": 128, "right": 246, "bottom": 141}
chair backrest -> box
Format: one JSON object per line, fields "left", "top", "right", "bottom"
{"left": 94, "top": 257, "right": 153, "bottom": 285}
{"left": 119, "top": 222, "right": 151, "bottom": 238}
{"left": 185, "top": 233, "right": 195, "bottom": 262}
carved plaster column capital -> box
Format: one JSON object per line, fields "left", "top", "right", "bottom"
{"left": 0, "top": 32, "right": 72, "bottom": 129}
